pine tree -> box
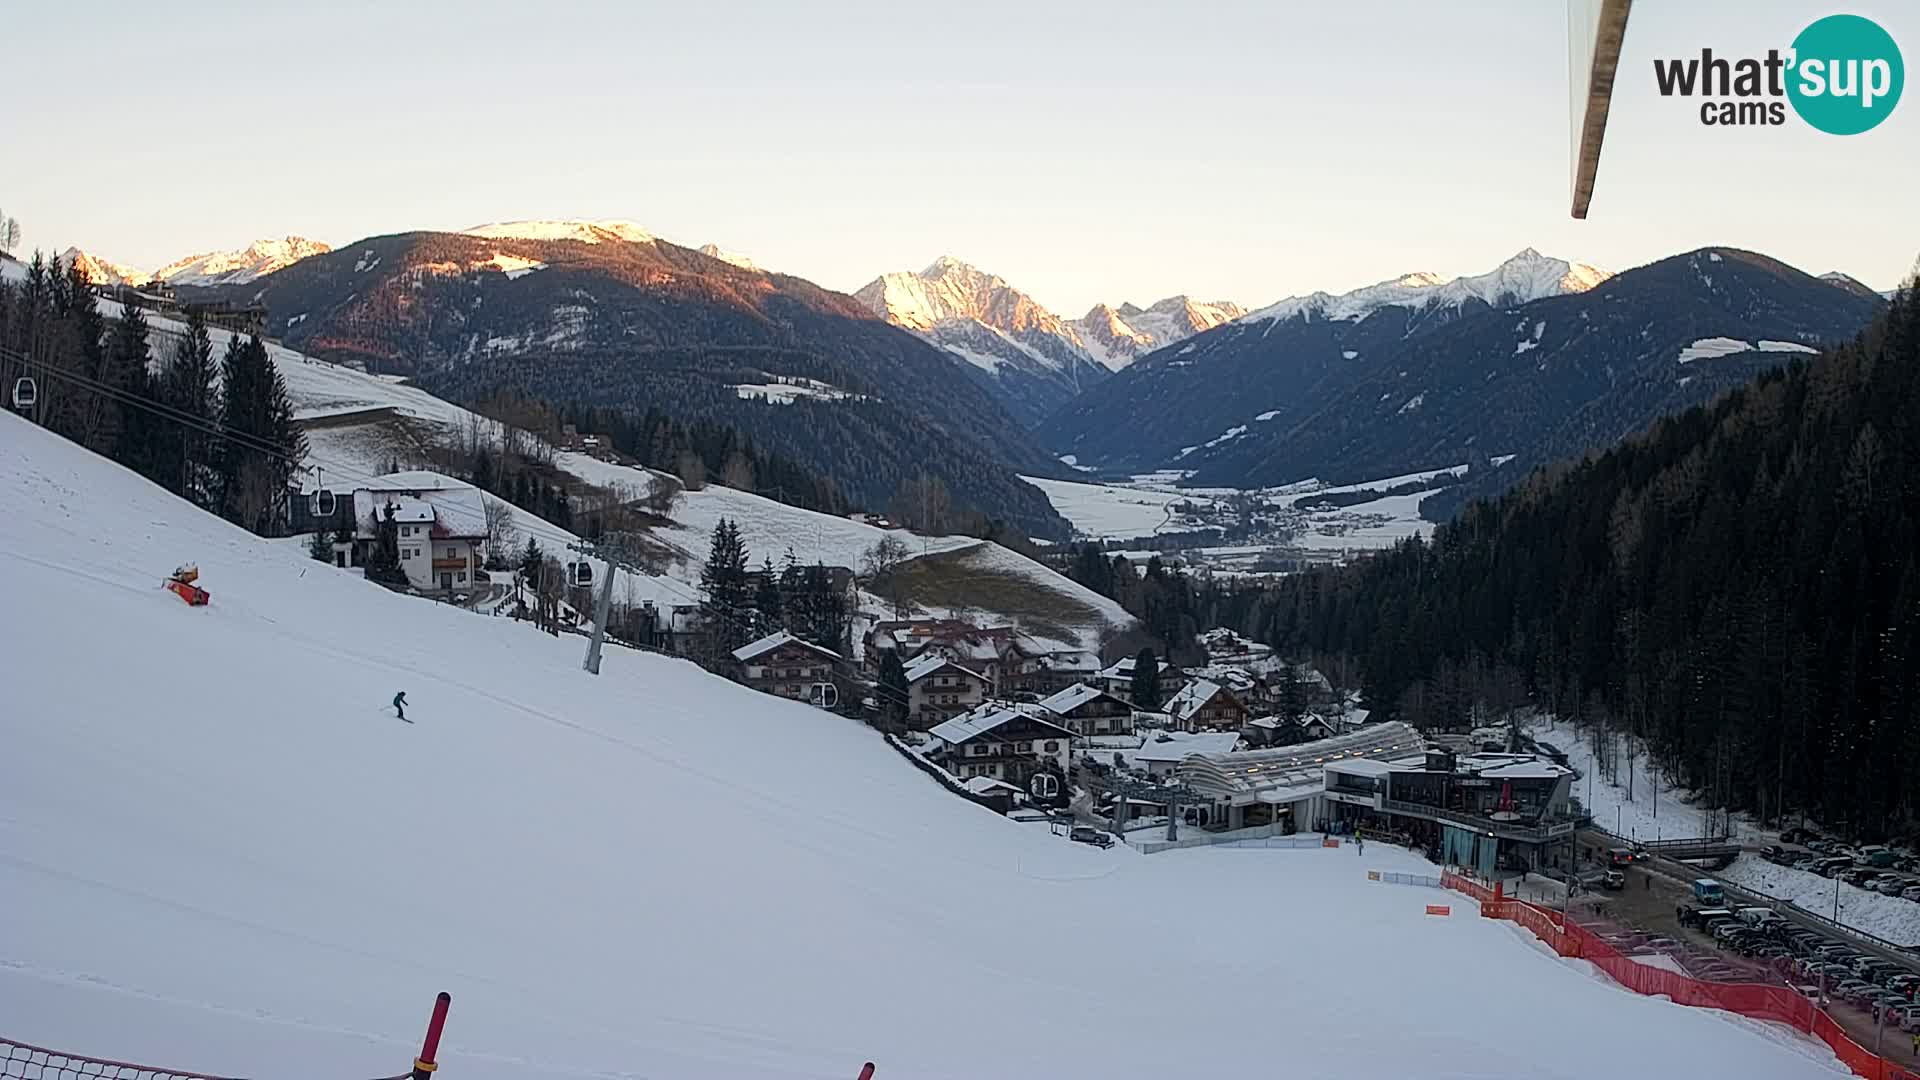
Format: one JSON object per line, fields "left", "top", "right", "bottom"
{"left": 106, "top": 301, "right": 155, "bottom": 478}
{"left": 804, "top": 563, "right": 846, "bottom": 653}
{"left": 521, "top": 537, "right": 544, "bottom": 584}
{"left": 699, "top": 518, "right": 752, "bottom": 658}
{"left": 878, "top": 648, "right": 911, "bottom": 733}
{"left": 753, "top": 556, "right": 783, "bottom": 636}
{"left": 309, "top": 529, "right": 334, "bottom": 562}
{"left": 363, "top": 505, "right": 407, "bottom": 586}
{"left": 158, "top": 311, "right": 217, "bottom": 507}
{"left": 1131, "top": 647, "right": 1163, "bottom": 711}
{"left": 1275, "top": 663, "right": 1306, "bottom": 723}
{"left": 215, "top": 335, "right": 305, "bottom": 534}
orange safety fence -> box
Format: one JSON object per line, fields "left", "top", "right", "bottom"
{"left": 1441, "top": 875, "right": 1920, "bottom": 1080}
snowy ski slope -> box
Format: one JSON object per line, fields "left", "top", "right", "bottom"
{"left": 0, "top": 414, "right": 1846, "bottom": 1080}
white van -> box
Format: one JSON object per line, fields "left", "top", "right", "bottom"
{"left": 1738, "top": 906, "right": 1782, "bottom": 928}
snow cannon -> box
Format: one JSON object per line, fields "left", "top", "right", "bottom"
{"left": 166, "top": 564, "right": 210, "bottom": 606}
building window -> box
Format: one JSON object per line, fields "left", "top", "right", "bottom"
{"left": 1017, "top": 741, "right": 1031, "bottom": 753}
{"left": 970, "top": 744, "right": 986, "bottom": 756}
{"left": 456, "top": 572, "right": 466, "bottom": 583}
{"left": 1043, "top": 741, "right": 1058, "bottom": 752}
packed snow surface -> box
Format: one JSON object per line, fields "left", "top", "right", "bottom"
{"left": 0, "top": 414, "right": 1842, "bottom": 1080}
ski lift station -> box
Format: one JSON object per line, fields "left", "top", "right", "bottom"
{"left": 1159, "top": 723, "right": 1578, "bottom": 872}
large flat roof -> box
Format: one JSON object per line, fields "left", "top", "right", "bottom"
{"left": 1176, "top": 722, "right": 1423, "bottom": 801}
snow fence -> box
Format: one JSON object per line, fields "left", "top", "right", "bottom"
{"left": 1441, "top": 873, "right": 1920, "bottom": 1080}
{"left": 2, "top": 992, "right": 451, "bottom": 1080}
{"left": 0, "top": 1037, "right": 406, "bottom": 1080}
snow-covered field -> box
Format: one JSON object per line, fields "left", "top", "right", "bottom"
{"left": 1024, "top": 470, "right": 1441, "bottom": 553}
{"left": 0, "top": 413, "right": 1846, "bottom": 1080}
{"left": 1535, "top": 717, "right": 1920, "bottom": 946}
{"left": 1018, "top": 475, "right": 1219, "bottom": 539}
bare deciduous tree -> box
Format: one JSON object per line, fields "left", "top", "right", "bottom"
{"left": 482, "top": 499, "right": 516, "bottom": 567}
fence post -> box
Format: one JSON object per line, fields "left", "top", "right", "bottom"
{"left": 413, "top": 992, "right": 452, "bottom": 1080}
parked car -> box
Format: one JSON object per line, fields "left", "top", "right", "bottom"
{"left": 1818, "top": 858, "right": 1852, "bottom": 877}
{"left": 1859, "top": 845, "right": 1898, "bottom": 868}
{"left": 1903, "top": 885, "right": 1920, "bottom": 901}
{"left": 1870, "top": 993, "right": 1911, "bottom": 1021}
{"left": 1068, "top": 826, "right": 1115, "bottom": 849}
{"left": 1602, "top": 869, "right": 1626, "bottom": 890}
{"left": 1836, "top": 980, "right": 1876, "bottom": 1004}
{"left": 1890, "top": 1004, "right": 1920, "bottom": 1031}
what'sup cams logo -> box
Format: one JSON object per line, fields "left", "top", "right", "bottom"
{"left": 1653, "top": 13, "right": 1903, "bottom": 133}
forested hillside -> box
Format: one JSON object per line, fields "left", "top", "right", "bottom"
{"left": 233, "top": 231, "right": 1069, "bottom": 537}
{"left": 1257, "top": 276, "right": 1920, "bottom": 839}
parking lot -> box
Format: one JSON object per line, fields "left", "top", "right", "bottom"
{"left": 1569, "top": 856, "right": 1920, "bottom": 1068}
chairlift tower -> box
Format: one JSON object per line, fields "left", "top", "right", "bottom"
{"left": 1103, "top": 775, "right": 1212, "bottom": 843}
{"left": 568, "top": 531, "right": 658, "bottom": 675}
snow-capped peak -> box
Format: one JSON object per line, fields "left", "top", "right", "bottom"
{"left": 1070, "top": 295, "right": 1247, "bottom": 371}
{"left": 154, "top": 236, "right": 332, "bottom": 287}
{"left": 697, "top": 243, "right": 759, "bottom": 271}
{"left": 462, "top": 220, "right": 656, "bottom": 245}
{"left": 57, "top": 247, "right": 152, "bottom": 287}
{"left": 1247, "top": 249, "right": 1611, "bottom": 325}
{"left": 854, "top": 256, "right": 1052, "bottom": 336}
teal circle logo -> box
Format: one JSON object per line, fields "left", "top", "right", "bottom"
{"left": 1787, "top": 14, "right": 1903, "bottom": 134}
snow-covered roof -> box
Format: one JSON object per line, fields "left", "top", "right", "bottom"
{"left": 731, "top": 630, "right": 841, "bottom": 664}
{"left": 1037, "top": 682, "right": 1117, "bottom": 715}
{"left": 1134, "top": 732, "right": 1241, "bottom": 762}
{"left": 1325, "top": 757, "right": 1399, "bottom": 778}
{"left": 356, "top": 492, "right": 434, "bottom": 526}
{"left": 1183, "top": 664, "right": 1259, "bottom": 692}
{"left": 350, "top": 478, "right": 489, "bottom": 540}
{"left": 1465, "top": 756, "right": 1573, "bottom": 781}
{"left": 961, "top": 775, "right": 1022, "bottom": 796}
{"left": 1165, "top": 679, "right": 1231, "bottom": 723}
{"left": 1098, "top": 655, "right": 1171, "bottom": 680}
{"left": 904, "top": 653, "right": 985, "bottom": 685}
{"left": 1175, "top": 722, "right": 1424, "bottom": 801}
{"left": 928, "top": 705, "right": 1069, "bottom": 746}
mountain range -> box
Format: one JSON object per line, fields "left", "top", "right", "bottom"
{"left": 60, "top": 237, "right": 332, "bottom": 288}
{"left": 51, "top": 216, "right": 1895, "bottom": 534}
{"left": 220, "top": 224, "right": 1071, "bottom": 538}
{"left": 1041, "top": 247, "right": 1884, "bottom": 516}
{"left": 853, "top": 256, "right": 1241, "bottom": 426}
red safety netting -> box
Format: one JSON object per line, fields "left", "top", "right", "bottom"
{"left": 1442, "top": 876, "right": 1920, "bottom": 1080}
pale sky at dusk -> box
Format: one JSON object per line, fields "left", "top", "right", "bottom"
{"left": 6, "top": 0, "right": 1915, "bottom": 313}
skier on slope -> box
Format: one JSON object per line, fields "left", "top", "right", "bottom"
{"left": 393, "top": 691, "right": 408, "bottom": 721}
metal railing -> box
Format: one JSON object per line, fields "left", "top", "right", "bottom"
{"left": 1379, "top": 798, "right": 1577, "bottom": 843}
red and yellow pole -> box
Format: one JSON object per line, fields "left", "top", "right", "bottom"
{"left": 412, "top": 992, "right": 452, "bottom": 1080}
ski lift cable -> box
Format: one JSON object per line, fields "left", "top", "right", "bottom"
{"left": 6, "top": 351, "right": 940, "bottom": 713}
{"left": 0, "top": 349, "right": 530, "bottom": 542}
